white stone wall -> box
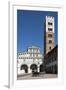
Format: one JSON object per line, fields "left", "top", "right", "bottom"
{"left": 17, "top": 57, "right": 43, "bottom": 75}
{"left": 46, "top": 16, "right": 54, "bottom": 33}
{"left": 17, "top": 46, "right": 43, "bottom": 75}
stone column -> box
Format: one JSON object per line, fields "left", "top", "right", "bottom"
{"left": 17, "top": 67, "right": 20, "bottom": 75}
{"left": 28, "top": 67, "right": 31, "bottom": 73}
{"left": 37, "top": 66, "right": 40, "bottom": 72}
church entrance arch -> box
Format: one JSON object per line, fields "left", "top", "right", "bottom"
{"left": 40, "top": 64, "right": 44, "bottom": 72}
{"left": 30, "top": 64, "right": 37, "bottom": 73}
{"left": 20, "top": 64, "right": 28, "bottom": 73}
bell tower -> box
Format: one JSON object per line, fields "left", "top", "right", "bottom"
{"left": 44, "top": 16, "right": 54, "bottom": 54}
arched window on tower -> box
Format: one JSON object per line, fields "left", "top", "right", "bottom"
{"left": 49, "top": 46, "right": 51, "bottom": 50}
{"left": 49, "top": 40, "right": 52, "bottom": 44}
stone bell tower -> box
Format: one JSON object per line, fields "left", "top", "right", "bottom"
{"left": 44, "top": 16, "right": 55, "bottom": 54}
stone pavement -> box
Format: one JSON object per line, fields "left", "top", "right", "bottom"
{"left": 17, "top": 73, "right": 57, "bottom": 80}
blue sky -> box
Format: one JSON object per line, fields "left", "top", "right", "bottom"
{"left": 17, "top": 10, "right": 58, "bottom": 54}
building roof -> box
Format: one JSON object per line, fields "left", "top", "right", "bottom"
{"left": 44, "top": 45, "right": 58, "bottom": 57}
{"left": 28, "top": 46, "right": 40, "bottom": 49}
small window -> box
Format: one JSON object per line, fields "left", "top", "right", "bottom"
{"left": 48, "top": 28, "right": 52, "bottom": 31}
{"left": 19, "top": 53, "right": 20, "bottom": 55}
{"left": 30, "top": 54, "right": 32, "bottom": 57}
{"left": 49, "top": 40, "right": 52, "bottom": 43}
{"left": 48, "top": 34, "right": 52, "bottom": 37}
{"left": 48, "top": 22, "right": 52, "bottom": 25}
{"left": 24, "top": 59, "right": 25, "bottom": 62}
{"left": 21, "top": 57, "right": 22, "bottom": 59}
{"left": 36, "top": 54, "right": 38, "bottom": 57}
{"left": 19, "top": 57, "right": 21, "bottom": 59}
{"left": 49, "top": 46, "right": 51, "bottom": 50}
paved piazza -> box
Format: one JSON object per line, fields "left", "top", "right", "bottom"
{"left": 17, "top": 73, "right": 57, "bottom": 80}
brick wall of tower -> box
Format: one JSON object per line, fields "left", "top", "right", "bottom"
{"left": 44, "top": 16, "right": 55, "bottom": 54}
{"left": 46, "top": 32, "right": 54, "bottom": 54}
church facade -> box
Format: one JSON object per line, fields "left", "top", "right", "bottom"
{"left": 17, "top": 46, "right": 43, "bottom": 75}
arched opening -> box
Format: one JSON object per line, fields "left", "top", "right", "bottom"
{"left": 20, "top": 64, "right": 28, "bottom": 73}
{"left": 40, "top": 64, "right": 44, "bottom": 72}
{"left": 30, "top": 64, "right": 37, "bottom": 73}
